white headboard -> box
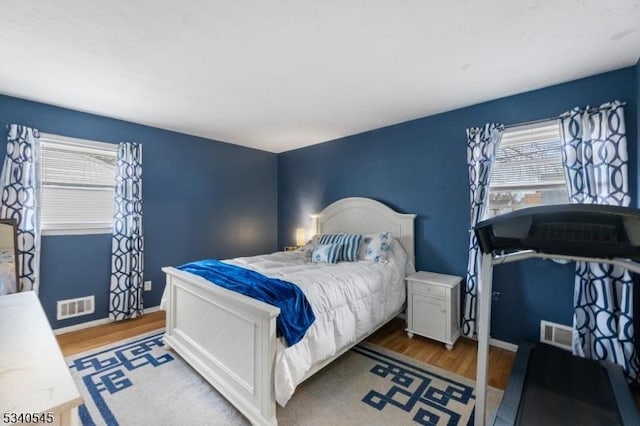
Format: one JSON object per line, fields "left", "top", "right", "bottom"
{"left": 310, "top": 197, "right": 416, "bottom": 264}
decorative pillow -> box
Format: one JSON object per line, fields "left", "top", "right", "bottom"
{"left": 318, "top": 233, "right": 363, "bottom": 262}
{"left": 318, "top": 233, "right": 344, "bottom": 245}
{"left": 296, "top": 234, "right": 319, "bottom": 259}
{"left": 311, "top": 243, "right": 343, "bottom": 264}
{"left": 359, "top": 231, "right": 391, "bottom": 262}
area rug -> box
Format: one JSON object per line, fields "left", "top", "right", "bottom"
{"left": 67, "top": 330, "right": 502, "bottom": 425}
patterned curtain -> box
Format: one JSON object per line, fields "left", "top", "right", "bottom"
{"left": 0, "top": 125, "right": 41, "bottom": 293}
{"left": 109, "top": 143, "right": 144, "bottom": 320}
{"left": 560, "top": 100, "right": 639, "bottom": 382}
{"left": 462, "top": 123, "right": 504, "bottom": 337}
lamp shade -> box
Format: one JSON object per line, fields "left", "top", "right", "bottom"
{"left": 295, "top": 228, "right": 306, "bottom": 247}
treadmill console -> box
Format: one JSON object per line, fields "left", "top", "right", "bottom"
{"left": 474, "top": 204, "right": 640, "bottom": 260}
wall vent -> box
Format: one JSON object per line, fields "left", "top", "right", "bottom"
{"left": 540, "top": 320, "right": 572, "bottom": 351}
{"left": 57, "top": 296, "right": 95, "bottom": 320}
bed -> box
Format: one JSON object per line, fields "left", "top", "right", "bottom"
{"left": 161, "top": 197, "right": 416, "bottom": 425}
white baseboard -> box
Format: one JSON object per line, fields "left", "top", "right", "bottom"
{"left": 489, "top": 337, "right": 518, "bottom": 352}
{"left": 466, "top": 334, "right": 518, "bottom": 352}
{"left": 53, "top": 305, "right": 162, "bottom": 335}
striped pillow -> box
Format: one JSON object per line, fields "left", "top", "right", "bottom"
{"left": 311, "top": 243, "right": 343, "bottom": 264}
{"left": 318, "top": 233, "right": 363, "bottom": 262}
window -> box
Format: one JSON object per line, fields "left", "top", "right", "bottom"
{"left": 40, "top": 133, "right": 118, "bottom": 235}
{"left": 484, "top": 121, "right": 568, "bottom": 220}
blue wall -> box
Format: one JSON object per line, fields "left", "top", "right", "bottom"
{"left": 0, "top": 95, "right": 278, "bottom": 329}
{"left": 278, "top": 67, "right": 638, "bottom": 344}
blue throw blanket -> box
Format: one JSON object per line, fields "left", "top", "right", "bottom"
{"left": 177, "top": 259, "right": 316, "bottom": 347}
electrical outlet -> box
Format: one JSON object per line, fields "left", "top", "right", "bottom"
{"left": 144, "top": 280, "right": 152, "bottom": 291}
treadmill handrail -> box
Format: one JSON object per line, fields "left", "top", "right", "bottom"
{"left": 490, "top": 250, "right": 640, "bottom": 275}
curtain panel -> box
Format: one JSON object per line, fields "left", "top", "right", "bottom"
{"left": 109, "top": 142, "right": 144, "bottom": 320}
{"left": 462, "top": 123, "right": 503, "bottom": 337}
{"left": 0, "top": 124, "right": 41, "bottom": 293}
{"left": 560, "top": 100, "right": 639, "bottom": 382}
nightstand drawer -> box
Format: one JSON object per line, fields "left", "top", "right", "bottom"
{"left": 410, "top": 282, "right": 446, "bottom": 298}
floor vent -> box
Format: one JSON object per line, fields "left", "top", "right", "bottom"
{"left": 57, "top": 296, "right": 95, "bottom": 320}
{"left": 540, "top": 320, "right": 572, "bottom": 351}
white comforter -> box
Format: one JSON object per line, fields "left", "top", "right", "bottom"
{"left": 226, "top": 240, "right": 411, "bottom": 406}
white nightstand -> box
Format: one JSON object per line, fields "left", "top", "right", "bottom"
{"left": 405, "top": 271, "right": 462, "bottom": 350}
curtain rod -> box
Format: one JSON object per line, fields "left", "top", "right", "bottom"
{"left": 503, "top": 101, "right": 627, "bottom": 130}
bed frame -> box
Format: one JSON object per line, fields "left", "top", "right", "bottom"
{"left": 162, "top": 197, "right": 415, "bottom": 425}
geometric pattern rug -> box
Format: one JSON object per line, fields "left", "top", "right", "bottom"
{"left": 67, "top": 331, "right": 502, "bottom": 425}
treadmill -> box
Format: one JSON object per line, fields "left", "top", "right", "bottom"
{"left": 472, "top": 204, "right": 640, "bottom": 426}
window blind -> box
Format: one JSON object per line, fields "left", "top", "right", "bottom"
{"left": 491, "top": 121, "right": 566, "bottom": 190}
{"left": 485, "top": 120, "right": 568, "bottom": 219}
{"left": 40, "top": 134, "right": 117, "bottom": 233}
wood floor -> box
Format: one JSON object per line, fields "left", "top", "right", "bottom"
{"left": 56, "top": 311, "right": 515, "bottom": 390}
{"left": 369, "top": 317, "right": 514, "bottom": 389}
{"left": 56, "top": 311, "right": 165, "bottom": 357}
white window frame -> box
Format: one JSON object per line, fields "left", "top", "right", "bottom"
{"left": 484, "top": 120, "right": 568, "bottom": 220}
{"left": 39, "top": 133, "right": 118, "bottom": 236}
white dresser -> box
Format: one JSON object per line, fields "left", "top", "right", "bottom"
{"left": 0, "top": 291, "right": 82, "bottom": 425}
{"left": 405, "top": 271, "right": 462, "bottom": 350}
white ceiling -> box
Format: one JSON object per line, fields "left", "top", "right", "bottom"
{"left": 1, "top": 1, "right": 639, "bottom": 153}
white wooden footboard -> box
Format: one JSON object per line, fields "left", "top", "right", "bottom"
{"left": 162, "top": 267, "right": 280, "bottom": 426}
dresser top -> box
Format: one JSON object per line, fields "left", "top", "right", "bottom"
{"left": 0, "top": 291, "right": 82, "bottom": 415}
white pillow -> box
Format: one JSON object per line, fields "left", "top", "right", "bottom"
{"left": 359, "top": 231, "right": 392, "bottom": 262}
{"left": 296, "top": 234, "right": 319, "bottom": 259}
